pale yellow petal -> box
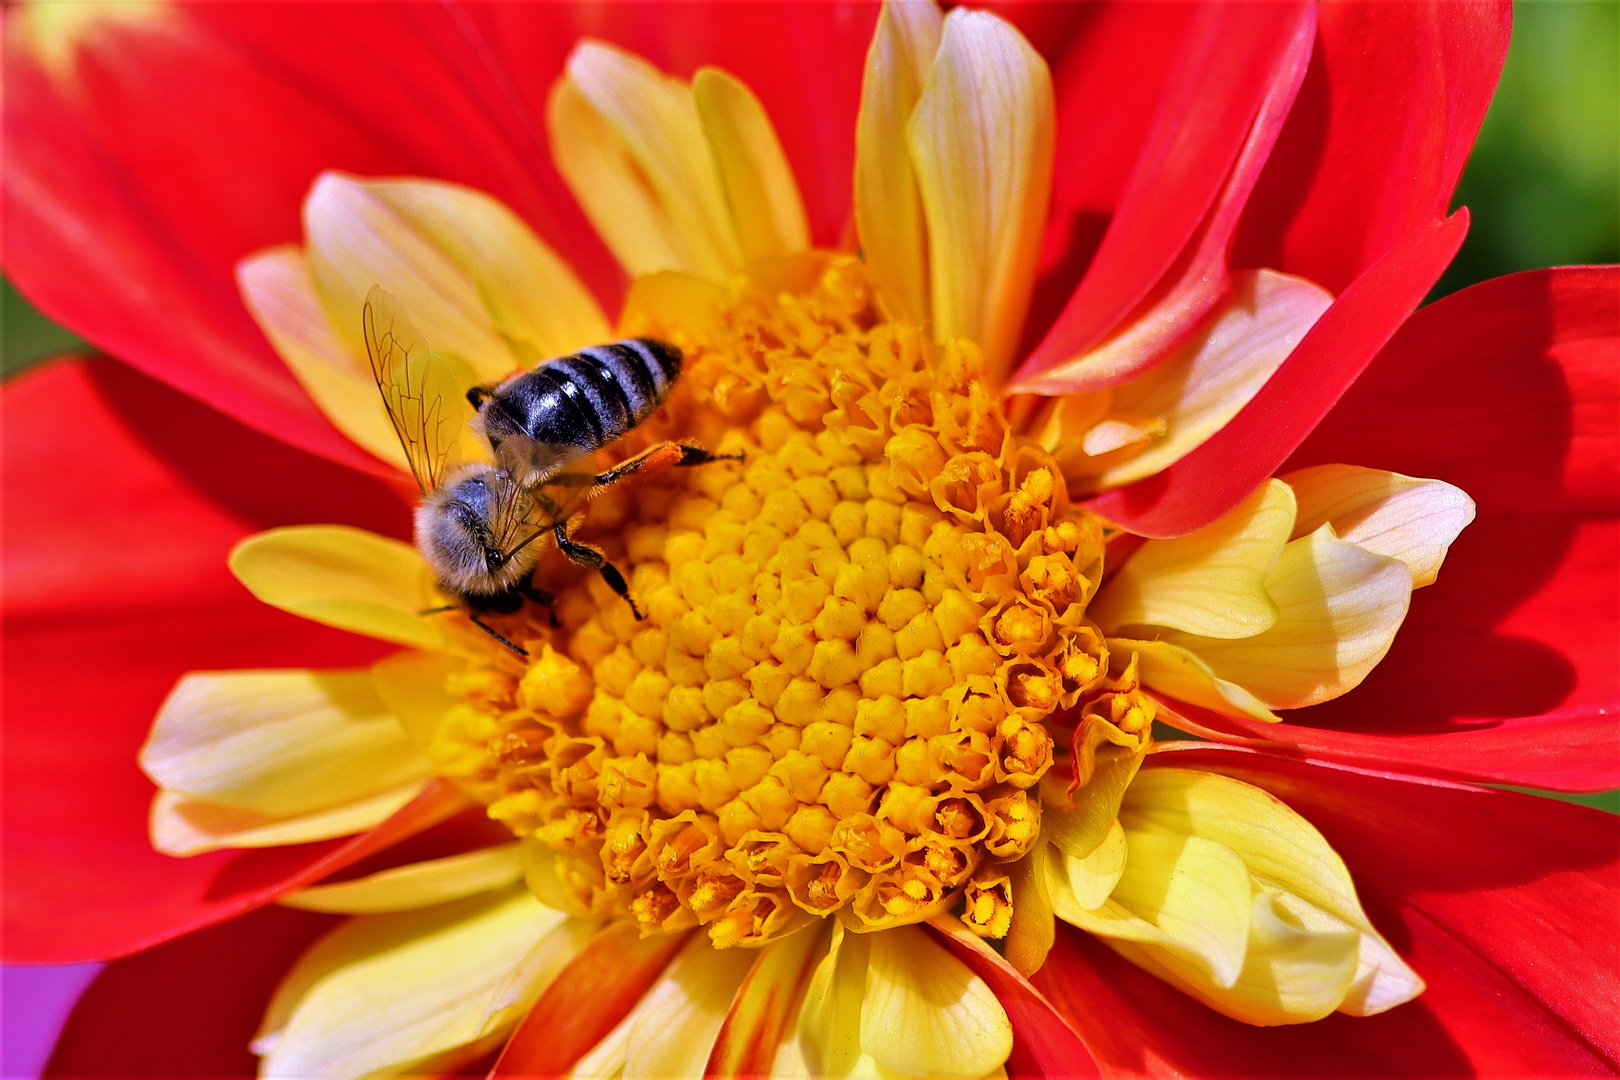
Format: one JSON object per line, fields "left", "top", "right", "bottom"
{"left": 1107, "top": 637, "right": 1281, "bottom": 722}
{"left": 566, "top": 934, "right": 754, "bottom": 1080}
{"left": 140, "top": 669, "right": 430, "bottom": 816}
{"left": 1090, "top": 479, "right": 1296, "bottom": 638}
{"left": 280, "top": 844, "right": 523, "bottom": 914}
{"left": 860, "top": 924, "right": 1013, "bottom": 1079}
{"left": 549, "top": 76, "right": 688, "bottom": 280}
{"left": 1106, "top": 888, "right": 1361, "bottom": 1027}
{"left": 1051, "top": 270, "right": 1334, "bottom": 489}
{"left": 1340, "top": 933, "right": 1427, "bottom": 1017}
{"left": 1158, "top": 526, "right": 1413, "bottom": 709}
{"left": 303, "top": 172, "right": 513, "bottom": 380}
{"left": 371, "top": 650, "right": 463, "bottom": 748}
{"left": 799, "top": 922, "right": 871, "bottom": 1080}
{"left": 1121, "top": 767, "right": 1422, "bottom": 1017}
{"left": 361, "top": 177, "right": 610, "bottom": 357}
{"left": 149, "top": 781, "right": 425, "bottom": 857}
{"left": 1039, "top": 742, "right": 1143, "bottom": 859}
{"left": 693, "top": 67, "right": 809, "bottom": 263}
{"left": 1282, "top": 464, "right": 1476, "bottom": 588}
{"left": 237, "top": 246, "right": 408, "bottom": 470}
{"left": 230, "top": 525, "right": 446, "bottom": 649}
{"left": 1002, "top": 842, "right": 1055, "bottom": 977}
{"left": 259, "top": 888, "right": 577, "bottom": 1080}
{"left": 1049, "top": 826, "right": 1252, "bottom": 990}
{"left": 854, "top": 0, "right": 944, "bottom": 325}
{"left": 907, "top": 8, "right": 1053, "bottom": 381}
{"left": 1060, "top": 818, "right": 1127, "bottom": 910}
{"left": 556, "top": 41, "right": 741, "bottom": 279}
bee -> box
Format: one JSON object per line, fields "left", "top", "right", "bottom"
{"left": 364, "top": 286, "right": 734, "bottom": 656}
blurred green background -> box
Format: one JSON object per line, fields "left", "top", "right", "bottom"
{"left": 1, "top": 2, "right": 1615, "bottom": 814}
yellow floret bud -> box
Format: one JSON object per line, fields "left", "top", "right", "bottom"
{"left": 432, "top": 255, "right": 1129, "bottom": 947}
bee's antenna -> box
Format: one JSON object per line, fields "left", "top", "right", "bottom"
{"left": 418, "top": 604, "right": 459, "bottom": 615}
{"left": 469, "top": 614, "right": 529, "bottom": 657}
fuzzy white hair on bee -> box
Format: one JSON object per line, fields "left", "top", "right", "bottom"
{"left": 414, "top": 464, "right": 543, "bottom": 597}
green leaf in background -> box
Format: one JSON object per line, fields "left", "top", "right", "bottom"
{"left": 3, "top": 278, "right": 86, "bottom": 378}
{"left": 1438, "top": 0, "right": 1620, "bottom": 294}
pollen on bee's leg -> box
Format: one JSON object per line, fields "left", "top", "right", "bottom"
{"left": 431, "top": 254, "right": 1143, "bottom": 946}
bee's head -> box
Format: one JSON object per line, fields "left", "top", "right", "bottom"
{"left": 415, "top": 465, "right": 538, "bottom": 597}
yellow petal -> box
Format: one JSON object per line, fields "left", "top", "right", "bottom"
{"left": 854, "top": 0, "right": 943, "bottom": 325}
{"left": 280, "top": 844, "right": 523, "bottom": 914}
{"left": 1106, "top": 888, "right": 1361, "bottom": 1027}
{"left": 1157, "top": 525, "right": 1413, "bottom": 710}
{"left": 553, "top": 41, "right": 741, "bottom": 280}
{"left": 1040, "top": 741, "right": 1144, "bottom": 859}
{"left": 303, "top": 172, "right": 513, "bottom": 380}
{"left": 259, "top": 888, "right": 577, "bottom": 1080}
{"left": 1283, "top": 464, "right": 1476, "bottom": 588}
{"left": 1121, "top": 767, "right": 1421, "bottom": 1017}
{"left": 1107, "top": 637, "right": 1281, "bottom": 722}
{"left": 140, "top": 669, "right": 431, "bottom": 816}
{"left": 693, "top": 67, "right": 810, "bottom": 263}
{"left": 1044, "top": 271, "right": 1334, "bottom": 489}
{"left": 371, "top": 650, "right": 463, "bottom": 748}
{"left": 799, "top": 922, "right": 871, "bottom": 1079}
{"left": 1002, "top": 842, "right": 1056, "bottom": 977}
{"left": 860, "top": 924, "right": 1013, "bottom": 1079}
{"left": 360, "top": 177, "right": 611, "bottom": 357}
{"left": 1059, "top": 818, "right": 1127, "bottom": 910}
{"left": 708, "top": 921, "right": 829, "bottom": 1076}
{"left": 1090, "top": 479, "right": 1296, "bottom": 639}
{"left": 149, "top": 782, "right": 426, "bottom": 857}
{"left": 568, "top": 933, "right": 754, "bottom": 1080}
{"left": 230, "top": 525, "right": 446, "bottom": 649}
{"left": 237, "top": 245, "right": 409, "bottom": 470}
{"left": 1049, "top": 826, "right": 1252, "bottom": 990}
{"left": 907, "top": 8, "right": 1052, "bottom": 381}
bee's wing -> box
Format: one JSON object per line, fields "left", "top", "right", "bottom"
{"left": 363, "top": 286, "right": 474, "bottom": 493}
{"left": 488, "top": 445, "right": 596, "bottom": 558}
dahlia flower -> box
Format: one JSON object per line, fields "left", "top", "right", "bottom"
{"left": 4, "top": 1, "right": 1616, "bottom": 1078}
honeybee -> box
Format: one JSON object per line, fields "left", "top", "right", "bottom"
{"left": 363, "top": 286, "right": 733, "bottom": 655}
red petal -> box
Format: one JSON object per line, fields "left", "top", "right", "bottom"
{"left": 491, "top": 924, "right": 689, "bottom": 1078}
{"left": 1291, "top": 267, "right": 1619, "bottom": 515}
{"left": 5, "top": 1, "right": 605, "bottom": 473}
{"left": 1173, "top": 268, "right": 1620, "bottom": 791}
{"left": 1233, "top": 1, "right": 1512, "bottom": 294}
{"left": 929, "top": 917, "right": 1101, "bottom": 1080}
{"left": 1022, "top": 3, "right": 1196, "bottom": 349}
{"left": 1167, "top": 515, "right": 1619, "bottom": 793}
{"left": 44, "top": 904, "right": 336, "bottom": 1079}
{"left": 5, "top": 3, "right": 877, "bottom": 469}
{"left": 1018, "top": 1, "right": 1313, "bottom": 384}
{"left": 0, "top": 358, "right": 458, "bottom": 963}
{"left": 1084, "top": 210, "right": 1469, "bottom": 537}
{"left": 1035, "top": 747, "right": 1620, "bottom": 1077}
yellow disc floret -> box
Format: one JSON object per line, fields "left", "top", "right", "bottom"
{"left": 428, "top": 255, "right": 1135, "bottom": 947}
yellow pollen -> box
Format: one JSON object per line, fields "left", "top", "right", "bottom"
{"left": 427, "top": 254, "right": 1136, "bottom": 946}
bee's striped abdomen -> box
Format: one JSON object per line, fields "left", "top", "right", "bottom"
{"left": 483, "top": 338, "right": 682, "bottom": 453}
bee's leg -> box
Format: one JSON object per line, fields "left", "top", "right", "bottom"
{"left": 553, "top": 522, "right": 645, "bottom": 620}
{"left": 517, "top": 580, "right": 555, "bottom": 606}
{"left": 469, "top": 614, "right": 529, "bottom": 658}
{"left": 418, "top": 604, "right": 460, "bottom": 615}
{"left": 588, "top": 441, "right": 744, "bottom": 491}
{"left": 517, "top": 578, "right": 561, "bottom": 627}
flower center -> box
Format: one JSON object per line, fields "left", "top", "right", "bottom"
{"left": 428, "top": 255, "right": 1136, "bottom": 947}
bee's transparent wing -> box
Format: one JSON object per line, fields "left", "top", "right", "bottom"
{"left": 488, "top": 444, "right": 597, "bottom": 560}
{"left": 363, "top": 286, "right": 473, "bottom": 494}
